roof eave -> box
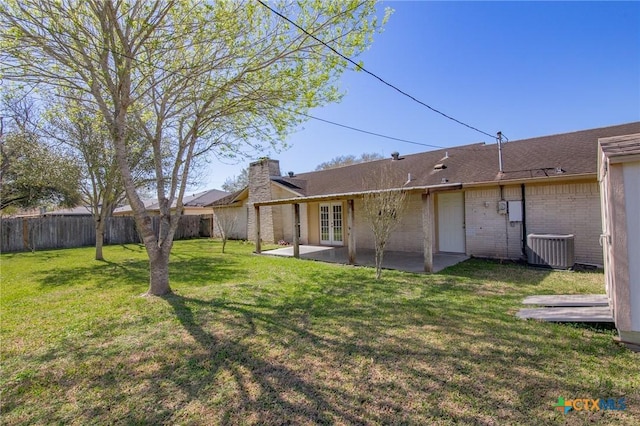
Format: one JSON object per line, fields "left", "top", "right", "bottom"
{"left": 270, "top": 180, "right": 305, "bottom": 197}
{"left": 462, "top": 173, "right": 596, "bottom": 188}
{"left": 253, "top": 183, "right": 463, "bottom": 207}
{"left": 206, "top": 187, "right": 249, "bottom": 207}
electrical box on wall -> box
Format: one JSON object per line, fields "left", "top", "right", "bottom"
{"left": 508, "top": 201, "right": 523, "bottom": 222}
{"left": 497, "top": 200, "right": 507, "bottom": 215}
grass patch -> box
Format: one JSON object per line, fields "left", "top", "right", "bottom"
{"left": 1, "top": 239, "right": 638, "bottom": 425}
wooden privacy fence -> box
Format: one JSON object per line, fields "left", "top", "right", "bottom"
{"left": 1, "top": 214, "right": 212, "bottom": 253}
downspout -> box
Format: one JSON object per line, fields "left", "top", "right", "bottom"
{"left": 500, "top": 185, "right": 508, "bottom": 257}
{"left": 521, "top": 184, "right": 527, "bottom": 259}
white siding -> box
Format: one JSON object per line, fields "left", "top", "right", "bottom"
{"left": 623, "top": 162, "right": 640, "bottom": 330}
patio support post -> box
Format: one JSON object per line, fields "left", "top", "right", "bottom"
{"left": 422, "top": 192, "right": 434, "bottom": 272}
{"left": 293, "top": 203, "right": 300, "bottom": 258}
{"left": 214, "top": 207, "right": 216, "bottom": 238}
{"left": 347, "top": 199, "right": 356, "bottom": 264}
{"left": 254, "top": 205, "right": 261, "bottom": 254}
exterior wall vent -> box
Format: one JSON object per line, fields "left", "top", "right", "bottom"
{"left": 527, "top": 234, "right": 575, "bottom": 269}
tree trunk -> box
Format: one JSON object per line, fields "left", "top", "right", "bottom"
{"left": 95, "top": 221, "right": 104, "bottom": 261}
{"left": 147, "top": 244, "right": 172, "bottom": 296}
{"left": 222, "top": 236, "right": 227, "bottom": 253}
{"left": 375, "top": 246, "right": 384, "bottom": 280}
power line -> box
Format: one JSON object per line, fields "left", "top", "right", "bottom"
{"left": 297, "top": 111, "right": 445, "bottom": 149}
{"left": 15, "top": 42, "right": 448, "bottom": 150}
{"left": 5, "top": 11, "right": 454, "bottom": 150}
{"left": 256, "top": 0, "right": 497, "bottom": 140}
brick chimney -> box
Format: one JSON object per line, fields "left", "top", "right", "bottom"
{"left": 247, "top": 158, "right": 281, "bottom": 243}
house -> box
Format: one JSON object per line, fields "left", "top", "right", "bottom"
{"left": 113, "top": 189, "right": 229, "bottom": 217}
{"left": 209, "top": 122, "right": 640, "bottom": 271}
{"left": 44, "top": 206, "right": 93, "bottom": 216}
{"left": 5, "top": 205, "right": 94, "bottom": 218}
{"left": 598, "top": 133, "right": 640, "bottom": 348}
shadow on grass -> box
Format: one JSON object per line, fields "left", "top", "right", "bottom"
{"left": 154, "top": 279, "right": 625, "bottom": 424}
{"left": 5, "top": 252, "right": 633, "bottom": 424}
{"left": 34, "top": 255, "right": 246, "bottom": 290}
{"left": 439, "top": 257, "right": 554, "bottom": 286}
{"left": 154, "top": 262, "right": 620, "bottom": 422}
{"left": 117, "top": 243, "right": 145, "bottom": 252}
{"left": 161, "top": 293, "right": 369, "bottom": 424}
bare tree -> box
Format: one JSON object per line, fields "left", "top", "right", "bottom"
{"left": 46, "top": 96, "right": 154, "bottom": 260}
{"left": 361, "top": 171, "right": 407, "bottom": 280}
{"left": 315, "top": 152, "right": 383, "bottom": 171}
{"left": 1, "top": 0, "right": 388, "bottom": 295}
{"left": 213, "top": 208, "right": 239, "bottom": 253}
{"left": 221, "top": 168, "right": 248, "bottom": 192}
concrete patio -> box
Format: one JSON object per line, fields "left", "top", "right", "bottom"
{"left": 262, "top": 245, "right": 469, "bottom": 273}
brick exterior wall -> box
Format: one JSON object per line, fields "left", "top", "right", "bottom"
{"left": 525, "top": 181, "right": 602, "bottom": 266}
{"left": 464, "top": 181, "right": 603, "bottom": 266}
{"left": 353, "top": 192, "right": 424, "bottom": 252}
{"left": 211, "top": 204, "right": 247, "bottom": 240}
{"left": 277, "top": 202, "right": 310, "bottom": 245}
{"left": 247, "top": 159, "right": 281, "bottom": 243}
{"left": 465, "top": 186, "right": 523, "bottom": 259}
{"left": 271, "top": 185, "right": 294, "bottom": 243}
{"left": 246, "top": 159, "right": 302, "bottom": 244}
{"left": 244, "top": 159, "right": 603, "bottom": 265}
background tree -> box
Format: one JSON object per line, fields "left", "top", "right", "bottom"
{"left": 213, "top": 208, "right": 238, "bottom": 254}
{"left": 361, "top": 168, "right": 407, "bottom": 280}
{"left": 1, "top": 0, "right": 389, "bottom": 295}
{"left": 0, "top": 92, "right": 81, "bottom": 212}
{"left": 221, "top": 168, "right": 249, "bottom": 193}
{"left": 315, "top": 152, "right": 384, "bottom": 171}
{"left": 45, "top": 95, "right": 154, "bottom": 260}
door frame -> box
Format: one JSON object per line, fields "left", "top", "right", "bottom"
{"left": 319, "top": 202, "right": 344, "bottom": 246}
{"left": 436, "top": 191, "right": 466, "bottom": 253}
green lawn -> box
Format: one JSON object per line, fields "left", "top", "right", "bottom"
{"left": 1, "top": 239, "right": 638, "bottom": 425}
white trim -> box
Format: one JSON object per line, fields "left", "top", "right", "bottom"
{"left": 270, "top": 180, "right": 305, "bottom": 197}
{"left": 319, "top": 202, "right": 344, "bottom": 246}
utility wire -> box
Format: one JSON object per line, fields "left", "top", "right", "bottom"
{"left": 256, "top": 0, "right": 497, "bottom": 140}
{"left": 6, "top": 14, "right": 452, "bottom": 150}
{"left": 17, "top": 43, "right": 448, "bottom": 150}
{"left": 298, "top": 111, "right": 445, "bottom": 149}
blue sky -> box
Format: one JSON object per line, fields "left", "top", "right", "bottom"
{"left": 199, "top": 0, "right": 640, "bottom": 190}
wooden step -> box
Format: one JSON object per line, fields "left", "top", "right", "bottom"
{"left": 516, "top": 306, "right": 614, "bottom": 322}
{"left": 522, "top": 294, "right": 609, "bottom": 307}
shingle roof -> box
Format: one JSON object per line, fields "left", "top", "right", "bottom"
{"left": 184, "top": 189, "right": 229, "bottom": 207}
{"left": 277, "top": 122, "right": 640, "bottom": 197}
{"left": 114, "top": 189, "right": 229, "bottom": 213}
{"left": 599, "top": 133, "right": 640, "bottom": 160}
{"left": 207, "top": 188, "right": 247, "bottom": 207}
{"left": 46, "top": 205, "right": 93, "bottom": 216}
{"left": 113, "top": 198, "right": 157, "bottom": 214}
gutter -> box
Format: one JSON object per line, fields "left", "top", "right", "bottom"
{"left": 462, "top": 173, "right": 596, "bottom": 188}
{"left": 253, "top": 183, "right": 463, "bottom": 207}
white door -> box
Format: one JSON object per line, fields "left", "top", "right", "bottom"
{"left": 438, "top": 192, "right": 465, "bottom": 253}
{"left": 320, "top": 203, "right": 344, "bottom": 245}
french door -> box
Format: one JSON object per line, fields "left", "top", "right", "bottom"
{"left": 319, "top": 202, "right": 344, "bottom": 245}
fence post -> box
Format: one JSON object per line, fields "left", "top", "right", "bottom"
{"left": 22, "top": 218, "right": 29, "bottom": 250}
